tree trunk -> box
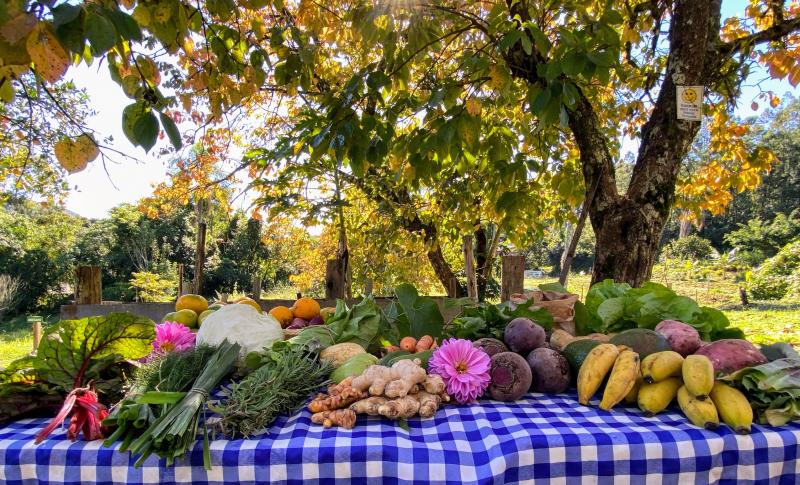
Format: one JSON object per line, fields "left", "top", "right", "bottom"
{"left": 474, "top": 224, "right": 489, "bottom": 301}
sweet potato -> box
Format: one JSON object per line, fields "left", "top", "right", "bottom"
{"left": 694, "top": 339, "right": 768, "bottom": 375}
{"left": 654, "top": 320, "right": 701, "bottom": 357}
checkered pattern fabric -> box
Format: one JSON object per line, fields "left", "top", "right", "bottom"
{"left": 1, "top": 392, "right": 799, "bottom": 484}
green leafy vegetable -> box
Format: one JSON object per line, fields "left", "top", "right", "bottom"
{"left": 443, "top": 298, "right": 554, "bottom": 341}
{"left": 580, "top": 280, "right": 739, "bottom": 340}
{"left": 723, "top": 358, "right": 800, "bottom": 426}
{"left": 385, "top": 283, "right": 444, "bottom": 339}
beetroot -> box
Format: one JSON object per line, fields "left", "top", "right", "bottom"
{"left": 526, "top": 348, "right": 571, "bottom": 394}
{"left": 655, "top": 320, "right": 701, "bottom": 356}
{"left": 488, "top": 352, "right": 532, "bottom": 401}
{"left": 503, "top": 318, "right": 546, "bottom": 354}
{"left": 473, "top": 338, "right": 508, "bottom": 357}
{"left": 308, "top": 316, "right": 325, "bottom": 326}
{"left": 287, "top": 317, "right": 308, "bottom": 329}
{"left": 694, "top": 339, "right": 768, "bottom": 375}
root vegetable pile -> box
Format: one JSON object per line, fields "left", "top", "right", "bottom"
{"left": 307, "top": 359, "right": 449, "bottom": 428}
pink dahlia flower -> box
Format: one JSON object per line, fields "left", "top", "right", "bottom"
{"left": 150, "top": 322, "right": 195, "bottom": 356}
{"left": 428, "top": 338, "right": 491, "bottom": 404}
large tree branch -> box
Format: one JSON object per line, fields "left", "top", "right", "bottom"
{"left": 717, "top": 16, "right": 800, "bottom": 57}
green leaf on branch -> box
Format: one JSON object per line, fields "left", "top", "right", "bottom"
{"left": 498, "top": 30, "right": 522, "bottom": 52}
{"left": 84, "top": 9, "right": 117, "bottom": 56}
{"left": 159, "top": 111, "right": 182, "bottom": 150}
{"left": 133, "top": 109, "right": 159, "bottom": 152}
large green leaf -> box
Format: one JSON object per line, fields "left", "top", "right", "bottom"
{"left": 392, "top": 283, "right": 444, "bottom": 339}
{"left": 133, "top": 110, "right": 159, "bottom": 152}
{"left": 32, "top": 312, "right": 154, "bottom": 391}
{"left": 84, "top": 9, "right": 117, "bottom": 56}
{"left": 158, "top": 111, "right": 182, "bottom": 150}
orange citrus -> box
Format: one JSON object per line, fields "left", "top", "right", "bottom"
{"left": 292, "top": 297, "right": 321, "bottom": 320}
{"left": 236, "top": 297, "right": 263, "bottom": 313}
{"left": 269, "top": 306, "right": 294, "bottom": 327}
{"left": 176, "top": 294, "right": 208, "bottom": 314}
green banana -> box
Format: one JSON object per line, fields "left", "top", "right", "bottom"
{"left": 677, "top": 385, "right": 719, "bottom": 429}
{"left": 600, "top": 350, "right": 640, "bottom": 411}
{"left": 682, "top": 354, "right": 715, "bottom": 400}
{"left": 577, "top": 343, "right": 620, "bottom": 405}
{"left": 638, "top": 377, "right": 683, "bottom": 416}
{"left": 641, "top": 351, "right": 684, "bottom": 383}
{"left": 709, "top": 382, "right": 753, "bottom": 434}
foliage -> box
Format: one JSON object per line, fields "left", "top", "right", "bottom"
{"left": 664, "top": 235, "right": 716, "bottom": 261}
{"left": 443, "top": 298, "right": 554, "bottom": 341}
{"left": 0, "top": 274, "right": 22, "bottom": 321}
{"left": 579, "top": 280, "right": 737, "bottom": 340}
{"left": 724, "top": 358, "right": 800, "bottom": 426}
{"left": 281, "top": 296, "right": 398, "bottom": 354}
{"left": 129, "top": 271, "right": 176, "bottom": 303}
{"left": 725, "top": 211, "right": 800, "bottom": 265}
{"left": 383, "top": 284, "right": 444, "bottom": 339}
{"left": 748, "top": 240, "right": 800, "bottom": 300}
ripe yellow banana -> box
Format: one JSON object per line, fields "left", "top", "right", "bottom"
{"left": 709, "top": 382, "right": 753, "bottom": 434}
{"left": 682, "top": 355, "right": 715, "bottom": 400}
{"left": 677, "top": 385, "right": 719, "bottom": 429}
{"left": 624, "top": 374, "right": 643, "bottom": 405}
{"left": 577, "top": 344, "right": 620, "bottom": 405}
{"left": 638, "top": 377, "right": 683, "bottom": 416}
{"left": 600, "top": 350, "right": 640, "bottom": 411}
{"left": 641, "top": 351, "right": 684, "bottom": 383}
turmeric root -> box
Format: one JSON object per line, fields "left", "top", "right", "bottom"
{"left": 378, "top": 395, "right": 421, "bottom": 420}
{"left": 308, "top": 384, "right": 367, "bottom": 413}
{"left": 327, "top": 376, "right": 355, "bottom": 395}
{"left": 311, "top": 409, "right": 357, "bottom": 429}
{"left": 349, "top": 396, "right": 388, "bottom": 415}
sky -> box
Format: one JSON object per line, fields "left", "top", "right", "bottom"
{"left": 61, "top": 1, "right": 796, "bottom": 219}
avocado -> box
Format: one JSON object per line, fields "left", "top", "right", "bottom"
{"left": 562, "top": 339, "right": 601, "bottom": 377}
{"left": 609, "top": 328, "right": 671, "bottom": 359}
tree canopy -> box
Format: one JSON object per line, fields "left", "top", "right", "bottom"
{"left": 2, "top": 0, "right": 800, "bottom": 291}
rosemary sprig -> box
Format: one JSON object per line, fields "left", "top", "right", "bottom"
{"left": 216, "top": 347, "right": 331, "bottom": 438}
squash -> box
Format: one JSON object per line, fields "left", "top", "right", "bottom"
{"left": 319, "top": 343, "right": 366, "bottom": 368}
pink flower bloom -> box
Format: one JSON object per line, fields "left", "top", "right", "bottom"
{"left": 428, "top": 338, "right": 491, "bottom": 404}
{"left": 150, "top": 322, "right": 195, "bottom": 356}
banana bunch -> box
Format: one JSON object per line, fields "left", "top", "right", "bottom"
{"left": 577, "top": 344, "right": 640, "bottom": 411}
{"left": 634, "top": 352, "right": 753, "bottom": 434}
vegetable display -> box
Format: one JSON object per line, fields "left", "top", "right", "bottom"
{"left": 723, "top": 358, "right": 800, "bottom": 426}
{"left": 443, "top": 298, "right": 553, "bottom": 341}
{"left": 196, "top": 304, "right": 283, "bottom": 358}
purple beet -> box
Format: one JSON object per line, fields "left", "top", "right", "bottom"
{"left": 287, "top": 317, "right": 308, "bottom": 329}
{"left": 504, "top": 318, "right": 546, "bottom": 354}
{"left": 308, "top": 316, "right": 324, "bottom": 326}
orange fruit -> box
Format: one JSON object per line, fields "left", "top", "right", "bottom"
{"left": 269, "top": 306, "right": 294, "bottom": 327}
{"left": 236, "top": 297, "right": 263, "bottom": 313}
{"left": 176, "top": 294, "right": 208, "bottom": 314}
{"left": 292, "top": 297, "right": 321, "bottom": 320}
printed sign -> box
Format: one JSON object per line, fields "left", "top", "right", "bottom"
{"left": 676, "top": 85, "right": 703, "bottom": 121}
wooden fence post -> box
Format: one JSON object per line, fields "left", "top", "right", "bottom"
{"left": 252, "top": 276, "right": 262, "bottom": 302}
{"left": 326, "top": 259, "right": 346, "bottom": 299}
{"left": 177, "top": 264, "right": 184, "bottom": 296}
{"left": 463, "top": 235, "right": 478, "bottom": 301}
{"left": 194, "top": 221, "right": 206, "bottom": 295}
{"left": 75, "top": 266, "right": 102, "bottom": 305}
{"left": 501, "top": 255, "right": 525, "bottom": 302}
{"left": 29, "top": 316, "right": 42, "bottom": 352}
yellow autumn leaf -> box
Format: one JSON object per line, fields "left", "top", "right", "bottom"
{"left": 54, "top": 134, "right": 99, "bottom": 174}
{"left": 465, "top": 97, "right": 482, "bottom": 116}
{"left": 26, "top": 24, "right": 69, "bottom": 84}
{"left": 0, "top": 13, "right": 37, "bottom": 44}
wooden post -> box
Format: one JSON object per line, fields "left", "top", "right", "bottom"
{"left": 501, "top": 255, "right": 525, "bottom": 302}
{"left": 739, "top": 287, "right": 749, "bottom": 306}
{"left": 29, "top": 316, "right": 42, "bottom": 352}
{"left": 177, "top": 264, "right": 184, "bottom": 297}
{"left": 194, "top": 221, "right": 206, "bottom": 295}
{"left": 463, "top": 235, "right": 478, "bottom": 301}
{"left": 326, "top": 258, "right": 346, "bottom": 299}
{"left": 252, "top": 276, "right": 262, "bottom": 302}
{"left": 75, "top": 266, "right": 102, "bottom": 304}
{"left": 364, "top": 278, "right": 374, "bottom": 296}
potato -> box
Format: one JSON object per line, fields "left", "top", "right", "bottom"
{"left": 694, "top": 339, "right": 768, "bottom": 375}
{"left": 655, "top": 320, "right": 701, "bottom": 356}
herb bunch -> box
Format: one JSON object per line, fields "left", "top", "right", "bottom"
{"left": 217, "top": 347, "right": 331, "bottom": 438}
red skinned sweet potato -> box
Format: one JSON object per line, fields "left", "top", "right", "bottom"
{"left": 694, "top": 339, "right": 768, "bottom": 375}
{"left": 655, "top": 320, "right": 701, "bottom": 357}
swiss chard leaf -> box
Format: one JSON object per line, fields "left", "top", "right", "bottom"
{"left": 34, "top": 312, "right": 155, "bottom": 391}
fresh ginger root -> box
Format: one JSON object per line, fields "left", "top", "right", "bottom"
{"left": 349, "top": 396, "right": 388, "bottom": 415}
{"left": 308, "top": 382, "right": 367, "bottom": 413}
{"left": 352, "top": 359, "right": 427, "bottom": 398}
{"left": 378, "top": 395, "right": 421, "bottom": 420}
{"left": 311, "top": 409, "right": 357, "bottom": 429}
{"left": 417, "top": 391, "right": 445, "bottom": 418}
{"left": 421, "top": 374, "right": 445, "bottom": 394}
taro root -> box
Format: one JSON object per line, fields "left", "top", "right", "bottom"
{"left": 526, "top": 347, "right": 570, "bottom": 394}
{"left": 488, "top": 352, "right": 532, "bottom": 401}
{"left": 503, "top": 318, "right": 546, "bottom": 354}
{"left": 473, "top": 338, "right": 508, "bottom": 357}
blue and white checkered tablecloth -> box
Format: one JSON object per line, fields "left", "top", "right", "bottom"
{"left": 1, "top": 392, "right": 799, "bottom": 484}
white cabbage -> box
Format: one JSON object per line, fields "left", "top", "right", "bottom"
{"left": 196, "top": 303, "right": 283, "bottom": 359}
